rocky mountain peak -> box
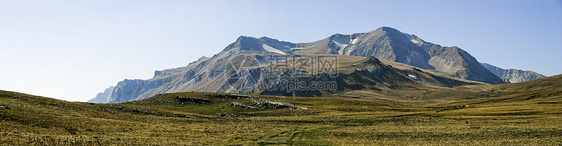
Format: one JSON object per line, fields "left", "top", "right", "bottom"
{"left": 377, "top": 26, "right": 400, "bottom": 33}
{"left": 377, "top": 27, "right": 415, "bottom": 42}
{"left": 222, "top": 35, "right": 293, "bottom": 54}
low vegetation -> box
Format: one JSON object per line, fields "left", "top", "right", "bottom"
{"left": 1, "top": 75, "right": 561, "bottom": 145}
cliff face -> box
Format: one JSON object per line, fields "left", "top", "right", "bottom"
{"left": 481, "top": 63, "right": 546, "bottom": 83}
{"left": 109, "top": 77, "right": 176, "bottom": 103}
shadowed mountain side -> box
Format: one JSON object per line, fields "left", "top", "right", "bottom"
{"left": 259, "top": 56, "right": 484, "bottom": 97}
{"left": 352, "top": 74, "right": 562, "bottom": 104}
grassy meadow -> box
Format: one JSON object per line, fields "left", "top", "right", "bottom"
{"left": 0, "top": 75, "right": 561, "bottom": 145}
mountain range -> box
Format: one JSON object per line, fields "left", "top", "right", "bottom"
{"left": 481, "top": 63, "right": 546, "bottom": 83}
{"left": 90, "top": 27, "right": 545, "bottom": 103}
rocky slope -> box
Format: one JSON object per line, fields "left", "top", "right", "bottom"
{"left": 259, "top": 56, "right": 484, "bottom": 97}
{"left": 92, "top": 26, "right": 544, "bottom": 103}
{"left": 481, "top": 63, "right": 546, "bottom": 83}
{"left": 293, "top": 27, "right": 504, "bottom": 84}
{"left": 106, "top": 53, "right": 483, "bottom": 103}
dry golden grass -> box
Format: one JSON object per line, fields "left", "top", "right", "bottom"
{"left": 0, "top": 75, "right": 561, "bottom": 145}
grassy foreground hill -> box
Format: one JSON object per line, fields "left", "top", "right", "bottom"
{"left": 1, "top": 75, "right": 561, "bottom": 145}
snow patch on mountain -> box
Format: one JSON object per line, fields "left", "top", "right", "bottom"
{"left": 351, "top": 38, "right": 359, "bottom": 44}
{"left": 290, "top": 47, "right": 303, "bottom": 50}
{"left": 262, "top": 44, "right": 286, "bottom": 55}
{"left": 411, "top": 39, "right": 419, "bottom": 44}
{"left": 332, "top": 40, "right": 348, "bottom": 48}
{"left": 408, "top": 74, "right": 418, "bottom": 80}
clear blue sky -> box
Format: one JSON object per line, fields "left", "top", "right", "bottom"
{"left": 1, "top": 0, "right": 561, "bottom": 102}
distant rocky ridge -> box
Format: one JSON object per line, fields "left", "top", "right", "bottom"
{"left": 481, "top": 63, "right": 546, "bottom": 83}
{"left": 87, "top": 86, "right": 114, "bottom": 103}
{"left": 89, "top": 27, "right": 543, "bottom": 103}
